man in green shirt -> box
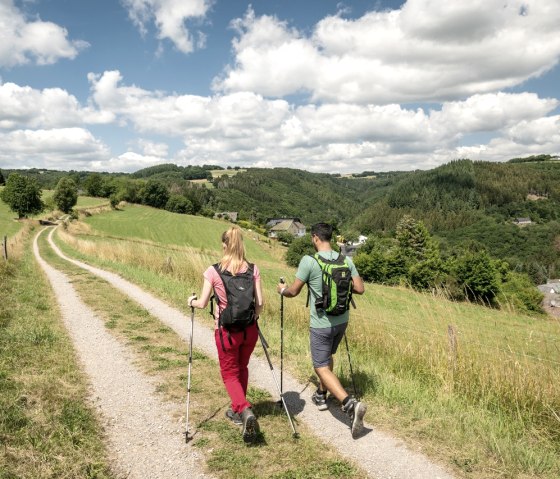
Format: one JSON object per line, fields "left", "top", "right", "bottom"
{"left": 277, "top": 223, "right": 367, "bottom": 438}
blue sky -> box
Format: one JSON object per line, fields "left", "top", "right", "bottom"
{"left": 0, "top": 0, "right": 559, "bottom": 173}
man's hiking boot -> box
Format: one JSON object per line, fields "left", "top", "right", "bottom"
{"left": 311, "top": 389, "right": 328, "bottom": 411}
{"left": 225, "top": 408, "right": 242, "bottom": 426}
{"left": 342, "top": 398, "right": 367, "bottom": 438}
{"left": 241, "top": 407, "right": 259, "bottom": 443}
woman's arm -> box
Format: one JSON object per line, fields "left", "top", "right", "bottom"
{"left": 189, "top": 278, "right": 213, "bottom": 309}
{"left": 254, "top": 277, "right": 264, "bottom": 318}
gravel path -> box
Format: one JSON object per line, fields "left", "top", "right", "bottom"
{"left": 34, "top": 229, "right": 211, "bottom": 479}
{"left": 44, "top": 226, "right": 455, "bottom": 479}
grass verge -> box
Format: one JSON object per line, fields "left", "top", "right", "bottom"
{"left": 0, "top": 225, "right": 113, "bottom": 479}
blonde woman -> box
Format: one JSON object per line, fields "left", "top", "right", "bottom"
{"left": 188, "top": 226, "right": 264, "bottom": 443}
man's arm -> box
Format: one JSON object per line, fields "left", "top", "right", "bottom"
{"left": 276, "top": 278, "right": 306, "bottom": 298}
{"left": 352, "top": 275, "right": 365, "bottom": 295}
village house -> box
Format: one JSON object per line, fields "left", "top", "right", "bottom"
{"left": 267, "top": 218, "right": 306, "bottom": 238}
{"left": 514, "top": 217, "right": 532, "bottom": 226}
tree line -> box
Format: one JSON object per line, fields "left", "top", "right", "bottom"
{"left": 2, "top": 156, "right": 559, "bottom": 293}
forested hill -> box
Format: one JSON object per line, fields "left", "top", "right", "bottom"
{"left": 210, "top": 168, "right": 384, "bottom": 226}
{"left": 2, "top": 156, "right": 559, "bottom": 282}
{"left": 350, "top": 158, "right": 560, "bottom": 284}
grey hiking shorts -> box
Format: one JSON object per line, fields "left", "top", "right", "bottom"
{"left": 310, "top": 322, "right": 348, "bottom": 368}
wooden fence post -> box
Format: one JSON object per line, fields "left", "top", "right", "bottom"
{"left": 447, "top": 324, "right": 458, "bottom": 371}
{"left": 2, "top": 235, "right": 7, "bottom": 261}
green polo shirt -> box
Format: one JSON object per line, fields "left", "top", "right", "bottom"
{"left": 295, "top": 250, "right": 359, "bottom": 329}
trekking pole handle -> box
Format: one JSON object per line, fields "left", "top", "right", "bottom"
{"left": 189, "top": 292, "right": 196, "bottom": 310}
{"left": 280, "top": 277, "right": 285, "bottom": 284}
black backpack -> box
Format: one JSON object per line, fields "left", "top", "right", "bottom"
{"left": 309, "top": 253, "right": 354, "bottom": 316}
{"left": 211, "top": 263, "right": 256, "bottom": 350}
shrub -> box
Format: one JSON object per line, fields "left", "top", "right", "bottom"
{"left": 451, "top": 251, "right": 500, "bottom": 303}
{"left": 498, "top": 272, "right": 545, "bottom": 314}
{"left": 165, "top": 195, "right": 193, "bottom": 214}
{"left": 286, "top": 234, "right": 314, "bottom": 267}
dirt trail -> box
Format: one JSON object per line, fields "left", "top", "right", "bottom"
{"left": 33, "top": 228, "right": 211, "bottom": 479}
{"left": 44, "top": 226, "right": 455, "bottom": 479}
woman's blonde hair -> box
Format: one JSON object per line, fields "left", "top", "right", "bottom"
{"left": 219, "top": 226, "right": 246, "bottom": 275}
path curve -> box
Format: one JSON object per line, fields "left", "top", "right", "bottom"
{"left": 46, "top": 226, "right": 455, "bottom": 479}
{"left": 34, "top": 228, "right": 211, "bottom": 479}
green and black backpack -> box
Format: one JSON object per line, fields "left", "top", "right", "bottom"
{"left": 308, "top": 253, "right": 354, "bottom": 316}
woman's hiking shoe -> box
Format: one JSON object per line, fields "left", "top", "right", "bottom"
{"left": 311, "top": 389, "right": 328, "bottom": 411}
{"left": 342, "top": 398, "right": 367, "bottom": 438}
{"left": 241, "top": 407, "right": 259, "bottom": 443}
{"left": 225, "top": 408, "right": 242, "bottom": 426}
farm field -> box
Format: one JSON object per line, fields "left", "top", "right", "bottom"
{"left": 55, "top": 204, "right": 560, "bottom": 479}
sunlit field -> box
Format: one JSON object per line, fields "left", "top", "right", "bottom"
{"left": 54, "top": 204, "right": 560, "bottom": 478}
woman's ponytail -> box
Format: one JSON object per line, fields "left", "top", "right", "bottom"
{"left": 220, "top": 226, "right": 246, "bottom": 274}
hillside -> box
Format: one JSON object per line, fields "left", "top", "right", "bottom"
{"left": 210, "top": 167, "right": 381, "bottom": 226}
{"left": 2, "top": 157, "right": 559, "bottom": 283}
{"left": 351, "top": 159, "right": 560, "bottom": 283}
{"left": 48, "top": 204, "right": 560, "bottom": 478}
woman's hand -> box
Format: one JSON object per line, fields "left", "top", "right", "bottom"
{"left": 188, "top": 294, "right": 197, "bottom": 308}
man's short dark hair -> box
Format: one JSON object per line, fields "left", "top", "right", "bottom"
{"left": 311, "top": 223, "right": 333, "bottom": 242}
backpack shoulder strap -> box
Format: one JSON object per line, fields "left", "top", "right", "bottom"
{"left": 306, "top": 254, "right": 323, "bottom": 307}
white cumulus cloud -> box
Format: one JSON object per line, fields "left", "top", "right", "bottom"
{"left": 0, "top": 82, "right": 113, "bottom": 129}
{"left": 214, "top": 1, "right": 560, "bottom": 104}
{"left": 122, "top": 0, "right": 212, "bottom": 54}
{"left": 84, "top": 70, "right": 560, "bottom": 172}
{"left": 0, "top": 0, "right": 88, "bottom": 67}
{"left": 0, "top": 127, "right": 110, "bottom": 169}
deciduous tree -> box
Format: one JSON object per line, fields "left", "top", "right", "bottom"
{"left": 53, "top": 177, "right": 78, "bottom": 213}
{"left": 0, "top": 173, "right": 44, "bottom": 218}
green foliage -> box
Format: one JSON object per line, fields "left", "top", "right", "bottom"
{"left": 53, "top": 177, "right": 78, "bottom": 213}
{"left": 237, "top": 220, "right": 266, "bottom": 235}
{"left": 276, "top": 231, "right": 294, "bottom": 245}
{"left": 4, "top": 159, "right": 560, "bottom": 289}
{"left": 498, "top": 272, "right": 545, "bottom": 314}
{"left": 353, "top": 249, "right": 388, "bottom": 283}
{"left": 140, "top": 180, "right": 169, "bottom": 208}
{"left": 451, "top": 250, "right": 500, "bottom": 303}
{"left": 0, "top": 169, "right": 4, "bottom": 185}
{"left": 211, "top": 167, "right": 372, "bottom": 226}
{"left": 131, "top": 163, "right": 213, "bottom": 181}
{"left": 165, "top": 194, "right": 193, "bottom": 214}
{"left": 0, "top": 173, "right": 44, "bottom": 218}
{"left": 83, "top": 173, "right": 104, "bottom": 197}
{"left": 285, "top": 234, "right": 315, "bottom": 267}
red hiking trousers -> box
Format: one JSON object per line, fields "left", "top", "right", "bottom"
{"left": 215, "top": 322, "right": 258, "bottom": 414}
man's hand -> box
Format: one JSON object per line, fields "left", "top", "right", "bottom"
{"left": 277, "top": 283, "right": 287, "bottom": 295}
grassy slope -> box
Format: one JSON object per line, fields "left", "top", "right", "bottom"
{"left": 58, "top": 204, "right": 560, "bottom": 478}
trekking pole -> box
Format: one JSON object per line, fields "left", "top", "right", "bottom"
{"left": 258, "top": 327, "right": 299, "bottom": 438}
{"left": 276, "top": 277, "right": 285, "bottom": 408}
{"left": 344, "top": 333, "right": 359, "bottom": 401}
{"left": 185, "top": 293, "right": 195, "bottom": 443}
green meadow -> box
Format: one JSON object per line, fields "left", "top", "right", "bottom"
{"left": 53, "top": 203, "right": 560, "bottom": 478}
{"left": 0, "top": 189, "right": 110, "bottom": 239}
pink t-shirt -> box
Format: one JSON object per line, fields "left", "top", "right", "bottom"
{"left": 203, "top": 262, "right": 261, "bottom": 329}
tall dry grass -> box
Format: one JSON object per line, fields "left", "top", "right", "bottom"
{"left": 54, "top": 220, "right": 560, "bottom": 476}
